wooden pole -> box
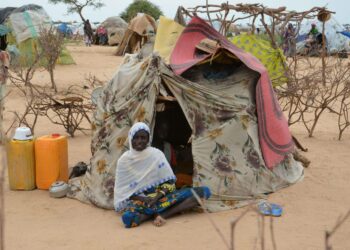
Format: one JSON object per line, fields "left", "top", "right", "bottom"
{"left": 0, "top": 51, "right": 10, "bottom": 250}
{"left": 0, "top": 51, "right": 10, "bottom": 144}
{"left": 321, "top": 21, "right": 326, "bottom": 86}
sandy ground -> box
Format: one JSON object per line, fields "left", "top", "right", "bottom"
{"left": 1, "top": 44, "right": 350, "bottom": 250}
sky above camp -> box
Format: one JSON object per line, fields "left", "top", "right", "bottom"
{"left": 1, "top": 0, "right": 349, "bottom": 24}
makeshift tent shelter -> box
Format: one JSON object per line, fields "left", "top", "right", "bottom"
{"left": 68, "top": 16, "right": 303, "bottom": 211}
{"left": 115, "top": 13, "right": 157, "bottom": 56}
{"left": 99, "top": 16, "right": 127, "bottom": 46}
{"left": 296, "top": 17, "right": 350, "bottom": 54}
{"left": 0, "top": 4, "right": 74, "bottom": 65}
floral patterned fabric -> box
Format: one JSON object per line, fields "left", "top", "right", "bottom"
{"left": 68, "top": 54, "right": 304, "bottom": 211}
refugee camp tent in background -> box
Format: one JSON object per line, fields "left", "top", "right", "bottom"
{"left": 296, "top": 17, "right": 350, "bottom": 54}
{"left": 115, "top": 13, "right": 157, "bottom": 56}
{"left": 68, "top": 16, "right": 303, "bottom": 211}
{"left": 100, "top": 16, "right": 127, "bottom": 46}
{"left": 57, "top": 22, "right": 73, "bottom": 37}
{"left": 339, "top": 31, "right": 350, "bottom": 40}
{"left": 0, "top": 4, "right": 74, "bottom": 66}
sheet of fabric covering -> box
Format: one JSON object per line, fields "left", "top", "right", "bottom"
{"left": 128, "top": 13, "right": 157, "bottom": 36}
{"left": 231, "top": 34, "right": 287, "bottom": 87}
{"left": 154, "top": 16, "right": 184, "bottom": 64}
{"left": 68, "top": 55, "right": 161, "bottom": 209}
{"left": 68, "top": 54, "right": 304, "bottom": 211}
{"left": 9, "top": 6, "right": 51, "bottom": 43}
{"left": 170, "top": 16, "right": 294, "bottom": 169}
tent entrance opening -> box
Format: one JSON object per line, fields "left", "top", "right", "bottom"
{"left": 152, "top": 100, "right": 193, "bottom": 188}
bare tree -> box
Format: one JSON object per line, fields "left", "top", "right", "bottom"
{"left": 38, "top": 26, "right": 65, "bottom": 93}
{"left": 48, "top": 0, "right": 104, "bottom": 22}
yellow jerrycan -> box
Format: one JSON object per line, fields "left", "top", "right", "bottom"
{"left": 7, "top": 127, "right": 36, "bottom": 190}
{"left": 35, "top": 134, "right": 68, "bottom": 190}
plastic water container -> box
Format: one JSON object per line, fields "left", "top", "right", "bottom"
{"left": 7, "top": 127, "right": 36, "bottom": 190}
{"left": 35, "top": 134, "right": 68, "bottom": 190}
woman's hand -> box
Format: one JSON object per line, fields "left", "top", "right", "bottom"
{"left": 130, "top": 195, "right": 152, "bottom": 204}
{"left": 131, "top": 196, "right": 156, "bottom": 207}
{"left": 147, "top": 196, "right": 160, "bottom": 207}
{"left": 147, "top": 191, "right": 166, "bottom": 207}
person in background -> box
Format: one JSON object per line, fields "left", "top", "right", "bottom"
{"left": 305, "top": 23, "right": 321, "bottom": 55}
{"left": 283, "top": 23, "right": 296, "bottom": 57}
{"left": 83, "top": 19, "right": 93, "bottom": 46}
{"left": 114, "top": 122, "right": 211, "bottom": 228}
{"left": 308, "top": 23, "right": 319, "bottom": 37}
{"left": 96, "top": 26, "right": 108, "bottom": 45}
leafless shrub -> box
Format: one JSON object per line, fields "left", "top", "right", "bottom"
{"left": 9, "top": 51, "right": 41, "bottom": 87}
{"left": 38, "top": 26, "right": 65, "bottom": 92}
{"left": 325, "top": 209, "right": 350, "bottom": 250}
{"left": 335, "top": 86, "right": 350, "bottom": 140}
{"left": 6, "top": 80, "right": 94, "bottom": 138}
{"left": 6, "top": 55, "right": 44, "bottom": 135}
{"left": 277, "top": 57, "right": 350, "bottom": 138}
{"left": 84, "top": 73, "right": 105, "bottom": 89}
{"left": 191, "top": 189, "right": 277, "bottom": 250}
{"left": 38, "top": 85, "right": 94, "bottom": 137}
{"left": 5, "top": 81, "right": 49, "bottom": 135}
{"left": 230, "top": 205, "right": 277, "bottom": 250}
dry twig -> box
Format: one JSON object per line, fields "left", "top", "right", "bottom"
{"left": 325, "top": 209, "right": 350, "bottom": 250}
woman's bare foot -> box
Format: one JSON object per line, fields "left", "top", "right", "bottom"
{"left": 153, "top": 215, "right": 166, "bottom": 227}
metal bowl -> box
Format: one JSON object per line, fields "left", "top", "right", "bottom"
{"left": 49, "top": 181, "right": 69, "bottom": 198}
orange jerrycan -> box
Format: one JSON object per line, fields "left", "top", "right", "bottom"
{"left": 7, "top": 127, "right": 36, "bottom": 190}
{"left": 35, "top": 134, "right": 68, "bottom": 190}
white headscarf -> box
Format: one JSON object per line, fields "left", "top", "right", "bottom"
{"left": 114, "top": 122, "right": 176, "bottom": 212}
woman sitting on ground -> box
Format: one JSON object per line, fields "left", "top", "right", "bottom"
{"left": 114, "top": 122, "right": 211, "bottom": 228}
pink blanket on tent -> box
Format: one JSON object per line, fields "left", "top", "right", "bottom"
{"left": 170, "top": 17, "right": 294, "bottom": 169}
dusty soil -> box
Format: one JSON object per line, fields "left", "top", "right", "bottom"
{"left": 1, "top": 45, "right": 350, "bottom": 250}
